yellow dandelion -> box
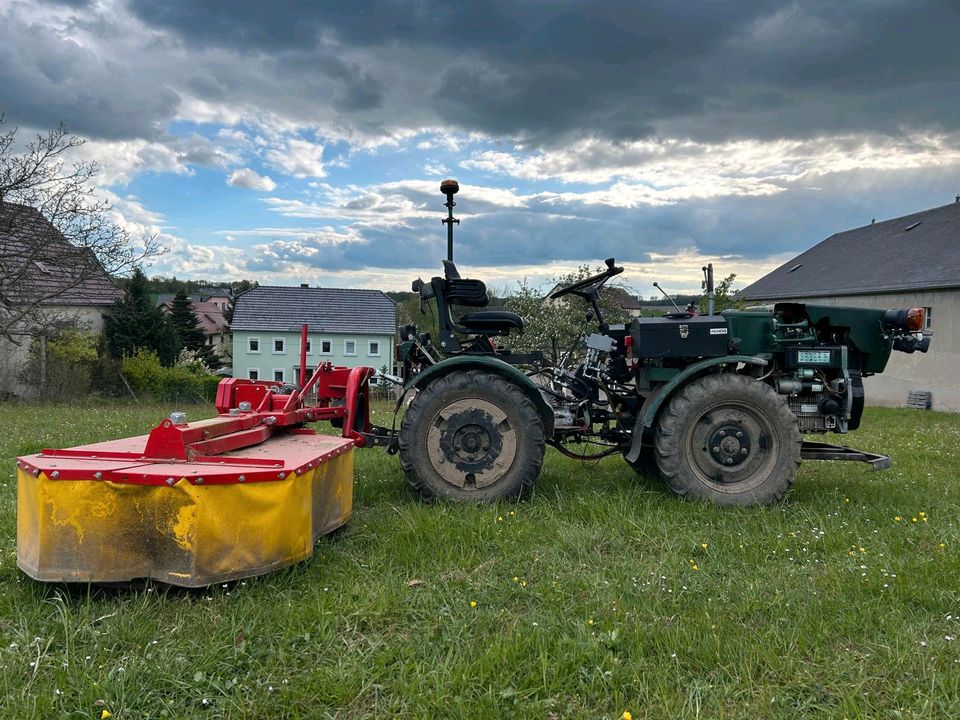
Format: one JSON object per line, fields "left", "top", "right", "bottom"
{"left": 860, "top": 547, "right": 866, "bottom": 554}
{"left": 101, "top": 712, "right": 112, "bottom": 720}
{"left": 691, "top": 564, "right": 699, "bottom": 571}
{"left": 622, "top": 712, "right": 633, "bottom": 720}
{"left": 701, "top": 543, "right": 708, "bottom": 550}
{"left": 497, "top": 516, "right": 503, "bottom": 522}
{"left": 919, "top": 511, "right": 926, "bottom": 517}
{"left": 469, "top": 600, "right": 477, "bottom": 608}
{"left": 912, "top": 517, "right": 918, "bottom": 523}
{"left": 512, "top": 576, "right": 519, "bottom": 583}
{"left": 895, "top": 516, "right": 902, "bottom": 522}
{"left": 940, "top": 543, "right": 946, "bottom": 549}
{"left": 521, "top": 581, "right": 527, "bottom": 587}
{"left": 845, "top": 497, "right": 850, "bottom": 503}
{"left": 587, "top": 618, "right": 594, "bottom": 625}
{"left": 509, "top": 510, "right": 516, "bottom": 517}
{"left": 848, "top": 551, "right": 855, "bottom": 557}
{"left": 922, "top": 517, "right": 928, "bottom": 523}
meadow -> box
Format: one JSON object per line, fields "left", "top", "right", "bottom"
{"left": 0, "top": 401, "right": 958, "bottom": 719}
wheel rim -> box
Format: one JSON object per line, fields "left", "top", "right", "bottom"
{"left": 685, "top": 399, "right": 780, "bottom": 492}
{"left": 425, "top": 398, "right": 518, "bottom": 489}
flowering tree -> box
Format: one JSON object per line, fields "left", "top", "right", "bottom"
{"left": 504, "top": 264, "right": 628, "bottom": 367}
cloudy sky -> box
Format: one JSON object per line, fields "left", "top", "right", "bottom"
{"left": 2, "top": 0, "right": 959, "bottom": 295}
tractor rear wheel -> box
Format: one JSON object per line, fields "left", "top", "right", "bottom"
{"left": 655, "top": 373, "right": 801, "bottom": 506}
{"left": 398, "top": 370, "right": 545, "bottom": 502}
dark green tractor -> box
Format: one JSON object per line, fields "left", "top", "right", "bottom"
{"left": 388, "top": 181, "right": 930, "bottom": 506}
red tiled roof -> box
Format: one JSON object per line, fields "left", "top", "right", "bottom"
{"left": 158, "top": 298, "right": 229, "bottom": 336}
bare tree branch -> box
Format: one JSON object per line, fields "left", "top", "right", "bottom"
{"left": 0, "top": 118, "right": 164, "bottom": 341}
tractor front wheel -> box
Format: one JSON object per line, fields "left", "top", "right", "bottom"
{"left": 398, "top": 370, "right": 545, "bottom": 502}
{"left": 655, "top": 373, "right": 801, "bottom": 506}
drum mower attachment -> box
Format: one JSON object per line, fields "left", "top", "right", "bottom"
{"left": 16, "top": 362, "right": 377, "bottom": 588}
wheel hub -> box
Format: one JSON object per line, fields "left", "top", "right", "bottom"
{"left": 437, "top": 407, "right": 505, "bottom": 474}
{"left": 707, "top": 423, "right": 751, "bottom": 467}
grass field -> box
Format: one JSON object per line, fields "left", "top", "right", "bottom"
{"left": 0, "top": 401, "right": 958, "bottom": 719}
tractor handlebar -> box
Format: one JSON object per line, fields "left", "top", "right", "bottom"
{"left": 548, "top": 258, "right": 624, "bottom": 300}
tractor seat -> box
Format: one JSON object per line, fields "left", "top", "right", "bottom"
{"left": 457, "top": 310, "right": 524, "bottom": 336}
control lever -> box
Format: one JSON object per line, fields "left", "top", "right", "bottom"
{"left": 652, "top": 281, "right": 684, "bottom": 314}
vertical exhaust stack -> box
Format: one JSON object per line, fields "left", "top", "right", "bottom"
{"left": 441, "top": 179, "right": 459, "bottom": 262}
{"left": 702, "top": 263, "right": 714, "bottom": 315}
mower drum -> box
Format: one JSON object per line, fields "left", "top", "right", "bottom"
{"left": 17, "top": 429, "right": 354, "bottom": 587}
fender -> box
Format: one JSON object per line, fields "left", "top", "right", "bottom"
{"left": 625, "top": 355, "right": 768, "bottom": 464}
{"left": 398, "top": 356, "right": 555, "bottom": 435}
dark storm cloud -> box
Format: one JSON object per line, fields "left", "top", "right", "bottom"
{"left": 0, "top": 10, "right": 180, "bottom": 139}
{"left": 122, "top": 0, "right": 960, "bottom": 146}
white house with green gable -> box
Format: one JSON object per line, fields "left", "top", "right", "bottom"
{"left": 230, "top": 285, "right": 397, "bottom": 383}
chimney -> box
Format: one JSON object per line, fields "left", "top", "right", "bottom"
{"left": 871, "top": 218, "right": 875, "bottom": 224}
{"left": 955, "top": 194, "right": 959, "bottom": 204}
{"left": 300, "top": 283, "right": 309, "bottom": 288}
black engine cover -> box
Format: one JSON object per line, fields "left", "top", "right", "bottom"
{"left": 630, "top": 315, "right": 730, "bottom": 359}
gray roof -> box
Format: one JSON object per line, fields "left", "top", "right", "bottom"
{"left": 0, "top": 202, "right": 122, "bottom": 306}
{"left": 741, "top": 200, "right": 960, "bottom": 300}
{"left": 230, "top": 285, "right": 397, "bottom": 334}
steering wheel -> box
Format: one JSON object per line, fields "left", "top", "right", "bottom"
{"left": 548, "top": 258, "right": 624, "bottom": 299}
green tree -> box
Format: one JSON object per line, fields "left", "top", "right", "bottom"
{"left": 700, "top": 273, "right": 743, "bottom": 314}
{"left": 504, "top": 265, "right": 628, "bottom": 366}
{"left": 104, "top": 268, "right": 179, "bottom": 366}
{"left": 168, "top": 289, "right": 219, "bottom": 368}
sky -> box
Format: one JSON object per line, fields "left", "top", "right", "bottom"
{"left": 2, "top": 0, "right": 959, "bottom": 296}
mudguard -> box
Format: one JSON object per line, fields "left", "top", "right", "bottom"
{"left": 625, "top": 355, "right": 768, "bottom": 464}
{"left": 400, "top": 356, "right": 555, "bottom": 435}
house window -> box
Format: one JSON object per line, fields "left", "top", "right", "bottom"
{"left": 249, "top": 368, "right": 260, "bottom": 380}
{"left": 344, "top": 339, "right": 357, "bottom": 356}
{"left": 273, "top": 369, "right": 285, "bottom": 382}
{"left": 368, "top": 340, "right": 381, "bottom": 356}
{"left": 273, "top": 338, "right": 285, "bottom": 353}
{"left": 248, "top": 337, "right": 260, "bottom": 353}
{"left": 319, "top": 339, "right": 333, "bottom": 355}
{"left": 293, "top": 367, "right": 315, "bottom": 388}
{"left": 923, "top": 306, "right": 933, "bottom": 331}
{"left": 300, "top": 338, "right": 312, "bottom": 354}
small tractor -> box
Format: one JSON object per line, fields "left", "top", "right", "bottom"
{"left": 15, "top": 180, "right": 930, "bottom": 586}
{"left": 390, "top": 180, "right": 930, "bottom": 506}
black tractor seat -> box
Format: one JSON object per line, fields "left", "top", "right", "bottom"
{"left": 457, "top": 310, "right": 524, "bottom": 336}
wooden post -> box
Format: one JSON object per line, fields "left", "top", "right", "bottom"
{"left": 38, "top": 334, "right": 46, "bottom": 399}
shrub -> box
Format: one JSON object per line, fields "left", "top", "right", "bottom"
{"left": 121, "top": 349, "right": 221, "bottom": 403}
{"left": 19, "top": 330, "right": 101, "bottom": 400}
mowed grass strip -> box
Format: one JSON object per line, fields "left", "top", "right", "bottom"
{"left": 0, "top": 402, "right": 958, "bottom": 719}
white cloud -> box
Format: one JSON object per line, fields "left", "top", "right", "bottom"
{"left": 69, "top": 134, "right": 240, "bottom": 187}
{"left": 265, "top": 138, "right": 326, "bottom": 178}
{"left": 461, "top": 133, "right": 960, "bottom": 206}
{"left": 227, "top": 168, "right": 277, "bottom": 192}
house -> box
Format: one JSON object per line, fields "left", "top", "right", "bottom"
{"left": 230, "top": 285, "right": 398, "bottom": 384}
{"left": 740, "top": 198, "right": 960, "bottom": 411}
{"left": 0, "top": 202, "right": 122, "bottom": 396}
{"left": 157, "top": 295, "right": 232, "bottom": 362}
{"left": 603, "top": 286, "right": 647, "bottom": 318}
